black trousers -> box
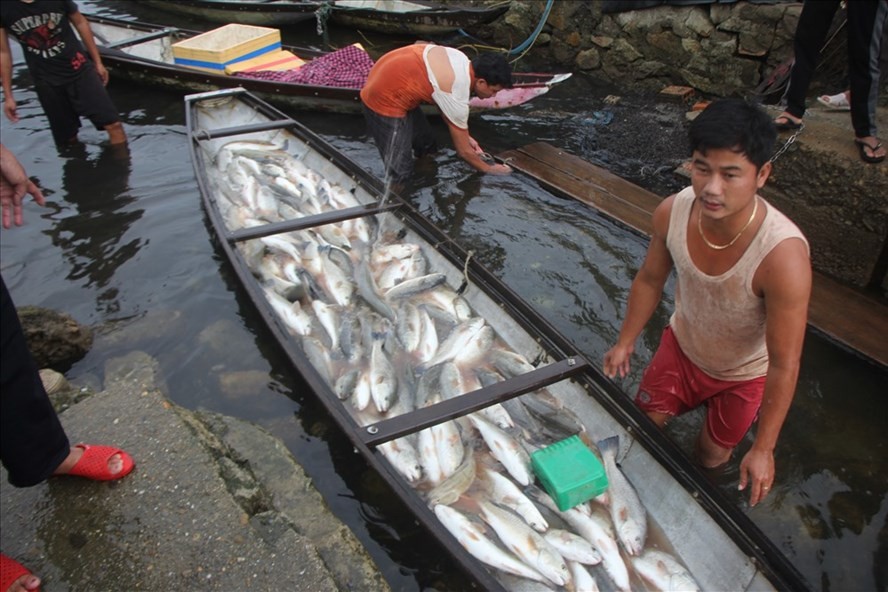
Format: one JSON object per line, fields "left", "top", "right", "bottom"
{"left": 362, "top": 103, "right": 437, "bottom": 184}
{"left": 0, "top": 275, "right": 70, "bottom": 487}
{"left": 783, "top": 0, "right": 888, "bottom": 137}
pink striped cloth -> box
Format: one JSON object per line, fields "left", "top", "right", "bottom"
{"left": 235, "top": 44, "right": 374, "bottom": 88}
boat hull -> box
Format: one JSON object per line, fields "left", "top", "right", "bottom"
{"left": 184, "top": 87, "right": 810, "bottom": 592}
{"left": 142, "top": 0, "right": 321, "bottom": 26}
{"left": 89, "top": 15, "right": 569, "bottom": 115}
{"left": 328, "top": 1, "right": 510, "bottom": 35}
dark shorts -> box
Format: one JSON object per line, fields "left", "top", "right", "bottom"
{"left": 635, "top": 325, "right": 766, "bottom": 449}
{"left": 33, "top": 69, "right": 121, "bottom": 145}
{"left": 361, "top": 103, "right": 437, "bottom": 183}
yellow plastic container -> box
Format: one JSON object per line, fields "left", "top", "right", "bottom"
{"left": 172, "top": 24, "right": 281, "bottom": 73}
{"left": 531, "top": 435, "right": 608, "bottom": 511}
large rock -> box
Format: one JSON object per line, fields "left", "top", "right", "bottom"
{"left": 17, "top": 306, "right": 92, "bottom": 368}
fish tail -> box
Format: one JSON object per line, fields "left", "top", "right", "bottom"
{"left": 596, "top": 434, "right": 619, "bottom": 459}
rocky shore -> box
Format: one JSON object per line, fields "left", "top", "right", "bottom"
{"left": 0, "top": 348, "right": 390, "bottom": 591}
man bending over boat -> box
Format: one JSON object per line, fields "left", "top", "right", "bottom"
{"left": 1, "top": 0, "right": 127, "bottom": 147}
{"left": 603, "top": 99, "right": 811, "bottom": 507}
{"left": 360, "top": 43, "right": 513, "bottom": 185}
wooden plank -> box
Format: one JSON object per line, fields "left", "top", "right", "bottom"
{"left": 808, "top": 274, "right": 888, "bottom": 366}
{"left": 498, "top": 142, "right": 888, "bottom": 368}
{"left": 500, "top": 143, "right": 658, "bottom": 235}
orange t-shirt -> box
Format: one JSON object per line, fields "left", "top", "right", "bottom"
{"left": 360, "top": 45, "right": 435, "bottom": 117}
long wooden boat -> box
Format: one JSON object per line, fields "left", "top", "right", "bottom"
{"left": 184, "top": 87, "right": 811, "bottom": 592}
{"left": 88, "top": 15, "right": 571, "bottom": 115}
{"left": 326, "top": 0, "right": 510, "bottom": 36}
{"left": 141, "top": 0, "right": 321, "bottom": 26}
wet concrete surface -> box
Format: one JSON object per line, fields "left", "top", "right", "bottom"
{"left": 0, "top": 351, "right": 390, "bottom": 592}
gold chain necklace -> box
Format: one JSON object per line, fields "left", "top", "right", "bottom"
{"left": 697, "top": 197, "right": 758, "bottom": 250}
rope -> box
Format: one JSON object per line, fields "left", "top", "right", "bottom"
{"left": 315, "top": 2, "right": 334, "bottom": 41}
{"left": 456, "top": 250, "right": 475, "bottom": 295}
{"left": 457, "top": 0, "right": 554, "bottom": 59}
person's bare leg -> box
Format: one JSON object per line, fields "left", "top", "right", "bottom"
{"left": 51, "top": 445, "right": 124, "bottom": 476}
{"left": 645, "top": 410, "right": 671, "bottom": 428}
{"left": 104, "top": 121, "right": 126, "bottom": 145}
{"left": 695, "top": 420, "right": 733, "bottom": 469}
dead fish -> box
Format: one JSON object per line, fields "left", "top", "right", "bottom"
{"left": 597, "top": 435, "right": 647, "bottom": 556}
{"left": 478, "top": 499, "right": 570, "bottom": 587}
{"left": 469, "top": 413, "right": 531, "bottom": 486}
{"left": 427, "top": 453, "right": 476, "bottom": 507}
{"left": 478, "top": 466, "right": 548, "bottom": 532}
{"left": 630, "top": 549, "right": 700, "bottom": 592}
{"left": 433, "top": 504, "right": 548, "bottom": 584}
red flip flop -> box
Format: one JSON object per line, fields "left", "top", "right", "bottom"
{"left": 66, "top": 444, "right": 135, "bottom": 481}
{"left": 0, "top": 554, "right": 40, "bottom": 592}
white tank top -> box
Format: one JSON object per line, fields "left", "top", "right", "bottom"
{"left": 667, "top": 186, "right": 809, "bottom": 380}
{"left": 423, "top": 44, "right": 471, "bottom": 129}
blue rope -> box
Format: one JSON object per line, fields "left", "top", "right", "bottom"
{"left": 458, "top": 0, "right": 554, "bottom": 55}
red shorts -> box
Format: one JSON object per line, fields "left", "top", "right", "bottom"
{"left": 635, "top": 326, "right": 766, "bottom": 449}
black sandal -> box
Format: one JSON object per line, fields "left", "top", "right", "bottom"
{"left": 854, "top": 138, "right": 885, "bottom": 164}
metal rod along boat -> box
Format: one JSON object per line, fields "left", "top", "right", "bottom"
{"left": 141, "top": 0, "right": 322, "bottom": 26}
{"left": 88, "top": 14, "right": 570, "bottom": 115}
{"left": 185, "top": 87, "right": 811, "bottom": 592}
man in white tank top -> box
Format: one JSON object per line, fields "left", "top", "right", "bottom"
{"left": 603, "top": 99, "right": 811, "bottom": 507}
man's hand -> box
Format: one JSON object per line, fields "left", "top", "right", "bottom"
{"left": 603, "top": 343, "right": 634, "bottom": 378}
{"left": 95, "top": 62, "right": 110, "bottom": 85}
{"left": 3, "top": 96, "right": 18, "bottom": 122}
{"left": 738, "top": 447, "right": 775, "bottom": 507}
{"left": 1, "top": 144, "right": 45, "bottom": 228}
{"left": 487, "top": 163, "right": 512, "bottom": 175}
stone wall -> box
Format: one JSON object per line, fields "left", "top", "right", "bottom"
{"left": 487, "top": 0, "right": 805, "bottom": 96}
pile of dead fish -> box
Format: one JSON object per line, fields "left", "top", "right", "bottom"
{"left": 209, "top": 139, "right": 701, "bottom": 592}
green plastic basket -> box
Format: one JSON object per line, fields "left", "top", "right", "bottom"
{"left": 531, "top": 435, "right": 608, "bottom": 511}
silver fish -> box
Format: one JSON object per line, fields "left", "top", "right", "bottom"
{"left": 301, "top": 336, "right": 333, "bottom": 387}
{"left": 419, "top": 317, "right": 486, "bottom": 370}
{"left": 311, "top": 300, "right": 340, "bottom": 351}
{"left": 370, "top": 334, "right": 397, "bottom": 414}
{"left": 597, "top": 435, "right": 647, "bottom": 556}
{"left": 395, "top": 301, "right": 422, "bottom": 352}
{"left": 354, "top": 259, "right": 396, "bottom": 321}
{"left": 384, "top": 272, "right": 448, "bottom": 301}
{"left": 263, "top": 287, "right": 312, "bottom": 336}
{"left": 431, "top": 417, "right": 465, "bottom": 479}
{"left": 543, "top": 528, "right": 602, "bottom": 565}
{"left": 414, "top": 305, "right": 439, "bottom": 364}
{"left": 478, "top": 499, "right": 570, "bottom": 587}
{"left": 567, "top": 560, "right": 599, "bottom": 592}
{"left": 379, "top": 437, "right": 423, "bottom": 483}
{"left": 630, "top": 549, "right": 700, "bottom": 592}
{"left": 427, "top": 452, "right": 476, "bottom": 507}
{"left": 479, "top": 466, "right": 548, "bottom": 532}
{"left": 469, "top": 413, "right": 531, "bottom": 486}
{"left": 433, "top": 504, "right": 547, "bottom": 584}
{"left": 418, "top": 424, "right": 443, "bottom": 485}
{"left": 351, "top": 369, "right": 372, "bottom": 411}
{"left": 334, "top": 368, "right": 359, "bottom": 401}
{"left": 490, "top": 348, "right": 537, "bottom": 377}
{"left": 534, "top": 491, "right": 630, "bottom": 592}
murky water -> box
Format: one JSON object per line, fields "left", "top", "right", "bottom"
{"left": 1, "top": 2, "right": 886, "bottom": 590}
